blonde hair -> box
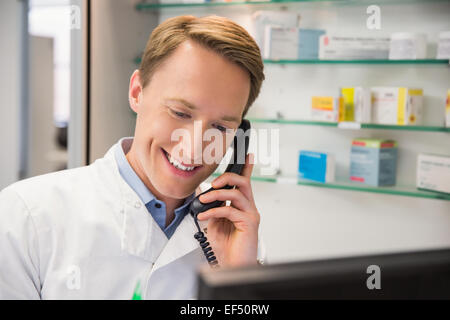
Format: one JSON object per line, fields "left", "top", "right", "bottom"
{"left": 139, "top": 15, "right": 265, "bottom": 117}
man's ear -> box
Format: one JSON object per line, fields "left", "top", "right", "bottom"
{"left": 129, "top": 70, "right": 143, "bottom": 113}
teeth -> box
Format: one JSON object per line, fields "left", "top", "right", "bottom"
{"left": 166, "top": 151, "right": 196, "bottom": 171}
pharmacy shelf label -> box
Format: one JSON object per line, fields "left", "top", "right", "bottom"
{"left": 277, "top": 177, "right": 298, "bottom": 184}
{"left": 338, "top": 122, "right": 361, "bottom": 130}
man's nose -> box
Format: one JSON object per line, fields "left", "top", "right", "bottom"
{"left": 183, "top": 120, "right": 208, "bottom": 165}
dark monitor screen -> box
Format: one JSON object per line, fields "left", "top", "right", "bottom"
{"left": 197, "top": 248, "right": 450, "bottom": 299}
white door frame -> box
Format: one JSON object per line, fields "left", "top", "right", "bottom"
{"left": 69, "top": 0, "right": 89, "bottom": 168}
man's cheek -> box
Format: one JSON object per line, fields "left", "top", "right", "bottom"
{"left": 204, "top": 163, "right": 219, "bottom": 178}
{"left": 135, "top": 136, "right": 153, "bottom": 162}
{"left": 149, "top": 110, "right": 172, "bottom": 129}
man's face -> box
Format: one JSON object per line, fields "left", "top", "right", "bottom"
{"left": 129, "top": 40, "right": 250, "bottom": 199}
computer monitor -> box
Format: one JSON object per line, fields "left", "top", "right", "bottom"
{"left": 197, "top": 248, "right": 450, "bottom": 299}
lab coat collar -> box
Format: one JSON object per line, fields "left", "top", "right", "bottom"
{"left": 100, "top": 144, "right": 165, "bottom": 263}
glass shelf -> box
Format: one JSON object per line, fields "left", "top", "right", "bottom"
{"left": 136, "top": 0, "right": 449, "bottom": 10}
{"left": 136, "top": 0, "right": 336, "bottom": 10}
{"left": 264, "top": 59, "right": 449, "bottom": 65}
{"left": 210, "top": 173, "right": 450, "bottom": 201}
{"left": 248, "top": 118, "right": 450, "bottom": 132}
{"left": 133, "top": 57, "right": 449, "bottom": 66}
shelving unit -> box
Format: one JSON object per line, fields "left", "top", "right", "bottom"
{"left": 134, "top": 57, "right": 449, "bottom": 66}
{"left": 136, "top": 0, "right": 338, "bottom": 11}
{"left": 135, "top": 0, "right": 450, "bottom": 202}
{"left": 136, "top": 0, "right": 450, "bottom": 11}
{"left": 248, "top": 118, "right": 450, "bottom": 132}
{"left": 210, "top": 172, "right": 450, "bottom": 200}
{"left": 264, "top": 59, "right": 449, "bottom": 64}
{"left": 245, "top": 116, "right": 449, "bottom": 200}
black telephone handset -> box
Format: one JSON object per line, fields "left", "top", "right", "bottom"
{"left": 189, "top": 119, "right": 251, "bottom": 268}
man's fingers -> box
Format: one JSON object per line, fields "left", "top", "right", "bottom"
{"left": 211, "top": 171, "right": 253, "bottom": 201}
{"left": 199, "top": 188, "right": 252, "bottom": 212}
{"left": 197, "top": 206, "right": 260, "bottom": 232}
{"left": 197, "top": 206, "right": 246, "bottom": 224}
{"left": 241, "top": 153, "right": 254, "bottom": 179}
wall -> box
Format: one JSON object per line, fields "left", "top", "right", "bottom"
{"left": 89, "top": 0, "right": 160, "bottom": 162}
{"left": 69, "top": 0, "right": 88, "bottom": 168}
{"left": 29, "top": 36, "right": 60, "bottom": 176}
{"left": 0, "top": 0, "right": 26, "bottom": 189}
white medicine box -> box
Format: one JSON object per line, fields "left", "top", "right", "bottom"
{"left": 371, "top": 87, "right": 423, "bottom": 125}
{"left": 417, "top": 154, "right": 450, "bottom": 195}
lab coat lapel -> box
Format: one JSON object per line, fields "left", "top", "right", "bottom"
{"left": 121, "top": 201, "right": 168, "bottom": 263}
{"left": 152, "top": 213, "right": 201, "bottom": 271}
{"left": 102, "top": 146, "right": 168, "bottom": 263}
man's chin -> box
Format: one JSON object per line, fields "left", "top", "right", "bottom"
{"left": 156, "top": 180, "right": 198, "bottom": 199}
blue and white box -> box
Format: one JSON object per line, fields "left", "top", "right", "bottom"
{"left": 298, "top": 29, "right": 326, "bottom": 60}
{"left": 298, "top": 151, "right": 335, "bottom": 183}
{"left": 263, "top": 27, "right": 326, "bottom": 60}
{"left": 350, "top": 138, "right": 398, "bottom": 186}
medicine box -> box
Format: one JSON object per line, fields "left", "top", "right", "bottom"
{"left": 389, "top": 32, "right": 427, "bottom": 60}
{"left": 417, "top": 154, "right": 450, "bottom": 195}
{"left": 437, "top": 31, "right": 450, "bottom": 59}
{"left": 371, "top": 87, "right": 423, "bottom": 125}
{"left": 311, "top": 96, "right": 341, "bottom": 122}
{"left": 264, "top": 26, "right": 299, "bottom": 60}
{"left": 319, "top": 35, "right": 390, "bottom": 60}
{"left": 340, "top": 87, "right": 371, "bottom": 123}
{"left": 264, "top": 27, "right": 325, "bottom": 60}
{"left": 251, "top": 10, "right": 300, "bottom": 56}
{"left": 298, "top": 151, "right": 335, "bottom": 183}
{"left": 298, "top": 29, "right": 326, "bottom": 60}
{"left": 350, "top": 138, "right": 398, "bottom": 186}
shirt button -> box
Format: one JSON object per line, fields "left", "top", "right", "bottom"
{"left": 134, "top": 202, "right": 141, "bottom": 209}
{"left": 155, "top": 203, "right": 162, "bottom": 209}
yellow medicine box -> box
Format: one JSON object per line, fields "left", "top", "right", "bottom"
{"left": 311, "top": 96, "right": 341, "bottom": 122}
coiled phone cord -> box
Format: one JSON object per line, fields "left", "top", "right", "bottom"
{"left": 191, "top": 210, "right": 219, "bottom": 268}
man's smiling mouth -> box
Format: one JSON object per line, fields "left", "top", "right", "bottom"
{"left": 161, "top": 148, "right": 202, "bottom": 173}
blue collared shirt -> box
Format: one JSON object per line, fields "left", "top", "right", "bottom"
{"left": 114, "top": 137, "right": 196, "bottom": 239}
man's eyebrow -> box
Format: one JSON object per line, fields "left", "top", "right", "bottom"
{"left": 220, "top": 115, "right": 241, "bottom": 124}
{"left": 166, "top": 98, "right": 241, "bottom": 124}
{"left": 167, "top": 98, "right": 197, "bottom": 110}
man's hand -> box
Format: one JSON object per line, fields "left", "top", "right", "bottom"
{"left": 197, "top": 153, "right": 260, "bottom": 267}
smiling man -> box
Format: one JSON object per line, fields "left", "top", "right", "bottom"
{"left": 0, "top": 15, "right": 265, "bottom": 299}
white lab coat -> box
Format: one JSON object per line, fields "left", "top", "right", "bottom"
{"left": 0, "top": 142, "right": 265, "bottom": 300}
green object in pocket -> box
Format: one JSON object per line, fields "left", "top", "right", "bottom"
{"left": 132, "top": 281, "right": 142, "bottom": 300}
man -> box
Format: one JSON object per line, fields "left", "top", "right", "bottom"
{"left": 0, "top": 15, "right": 265, "bottom": 299}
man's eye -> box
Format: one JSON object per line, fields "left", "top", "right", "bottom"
{"left": 172, "top": 110, "right": 190, "bottom": 119}
{"left": 214, "top": 124, "right": 228, "bottom": 133}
